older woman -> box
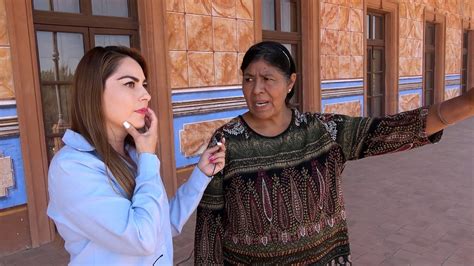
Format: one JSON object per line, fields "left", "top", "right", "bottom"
{"left": 194, "top": 41, "right": 473, "bottom": 265}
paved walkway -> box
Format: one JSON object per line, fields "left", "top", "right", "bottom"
{"left": 1, "top": 118, "right": 472, "bottom": 265}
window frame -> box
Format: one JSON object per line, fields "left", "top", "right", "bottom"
{"left": 32, "top": 1, "right": 140, "bottom": 162}
{"left": 365, "top": 1, "right": 399, "bottom": 116}
{"left": 422, "top": 11, "right": 446, "bottom": 105}
{"left": 366, "top": 12, "right": 386, "bottom": 117}
{"left": 261, "top": 0, "right": 303, "bottom": 110}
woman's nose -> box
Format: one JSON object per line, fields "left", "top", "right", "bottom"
{"left": 141, "top": 88, "right": 151, "bottom": 101}
{"left": 253, "top": 78, "right": 264, "bottom": 94}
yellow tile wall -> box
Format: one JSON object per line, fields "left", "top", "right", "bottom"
{"left": 167, "top": 0, "right": 254, "bottom": 88}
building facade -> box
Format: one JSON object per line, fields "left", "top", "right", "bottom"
{"left": 0, "top": 0, "right": 472, "bottom": 255}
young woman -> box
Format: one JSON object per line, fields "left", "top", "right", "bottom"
{"left": 47, "top": 46, "right": 225, "bottom": 265}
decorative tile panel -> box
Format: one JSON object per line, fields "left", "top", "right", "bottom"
{"left": 350, "top": 0, "right": 363, "bottom": 10}
{"left": 186, "top": 14, "right": 212, "bottom": 51}
{"left": 338, "top": 56, "right": 351, "bottom": 79}
{"left": 169, "top": 51, "right": 189, "bottom": 88}
{"left": 324, "top": 100, "right": 361, "bottom": 117}
{"left": 185, "top": 0, "right": 212, "bottom": 15}
{"left": 338, "top": 6, "right": 350, "bottom": 31}
{"left": 236, "top": 0, "right": 253, "bottom": 19}
{"left": 188, "top": 52, "right": 215, "bottom": 87}
{"left": 0, "top": 156, "right": 13, "bottom": 197}
{"left": 167, "top": 0, "right": 185, "bottom": 12}
{"left": 321, "top": 29, "right": 338, "bottom": 55}
{"left": 238, "top": 19, "right": 254, "bottom": 52}
{"left": 349, "top": 9, "right": 363, "bottom": 32}
{"left": 215, "top": 52, "right": 238, "bottom": 85}
{"left": 399, "top": 93, "right": 421, "bottom": 112}
{"left": 445, "top": 89, "right": 461, "bottom": 100}
{"left": 337, "top": 31, "right": 351, "bottom": 56}
{"left": 213, "top": 17, "right": 237, "bottom": 52}
{"left": 179, "top": 118, "right": 230, "bottom": 157}
{"left": 350, "top": 56, "right": 363, "bottom": 78}
{"left": 350, "top": 32, "right": 363, "bottom": 56}
{"left": 212, "top": 0, "right": 236, "bottom": 18}
{"left": 321, "top": 3, "right": 339, "bottom": 30}
{"left": 167, "top": 12, "right": 186, "bottom": 50}
{"left": 0, "top": 48, "right": 14, "bottom": 99}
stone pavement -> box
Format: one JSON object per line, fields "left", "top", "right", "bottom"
{"left": 1, "top": 118, "right": 472, "bottom": 265}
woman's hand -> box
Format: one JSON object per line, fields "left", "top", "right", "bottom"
{"left": 197, "top": 138, "right": 226, "bottom": 177}
{"left": 123, "top": 108, "right": 158, "bottom": 154}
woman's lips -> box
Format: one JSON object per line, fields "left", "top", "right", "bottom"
{"left": 135, "top": 108, "right": 148, "bottom": 115}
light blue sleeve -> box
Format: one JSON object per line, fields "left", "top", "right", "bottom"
{"left": 48, "top": 152, "right": 166, "bottom": 256}
{"left": 168, "top": 167, "right": 211, "bottom": 236}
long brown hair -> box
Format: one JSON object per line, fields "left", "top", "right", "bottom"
{"left": 70, "top": 46, "right": 148, "bottom": 198}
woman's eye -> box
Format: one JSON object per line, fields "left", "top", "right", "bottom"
{"left": 143, "top": 83, "right": 148, "bottom": 89}
{"left": 244, "top": 78, "right": 253, "bottom": 82}
{"left": 125, "top": 82, "right": 135, "bottom": 88}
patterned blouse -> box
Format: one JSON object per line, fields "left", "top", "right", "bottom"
{"left": 194, "top": 107, "right": 442, "bottom": 265}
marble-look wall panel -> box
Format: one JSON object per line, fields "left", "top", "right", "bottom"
{"left": 168, "top": 0, "right": 254, "bottom": 89}
{"left": 445, "top": 88, "right": 461, "bottom": 100}
{"left": 350, "top": 0, "right": 363, "bottom": 9}
{"left": 185, "top": 0, "right": 212, "bottom": 15}
{"left": 188, "top": 52, "right": 215, "bottom": 87}
{"left": 186, "top": 14, "right": 213, "bottom": 51}
{"left": 215, "top": 52, "right": 238, "bottom": 85}
{"left": 167, "top": 12, "right": 186, "bottom": 50}
{"left": 174, "top": 108, "right": 246, "bottom": 167}
{"left": 350, "top": 32, "right": 363, "bottom": 56}
{"left": 338, "top": 6, "right": 350, "bottom": 31}
{"left": 349, "top": 9, "right": 363, "bottom": 32}
{"left": 213, "top": 17, "right": 237, "bottom": 52}
{"left": 169, "top": 51, "right": 188, "bottom": 88}
{"left": 320, "top": 1, "right": 364, "bottom": 81}
{"left": 321, "top": 55, "right": 339, "bottom": 80}
{"left": 399, "top": 0, "right": 471, "bottom": 77}
{"left": 351, "top": 56, "right": 363, "bottom": 78}
{"left": 212, "top": 0, "right": 236, "bottom": 18}
{"left": 321, "top": 29, "right": 338, "bottom": 56}
{"left": 337, "top": 31, "right": 351, "bottom": 56}
{"left": 238, "top": 19, "right": 254, "bottom": 52}
{"left": 167, "top": 0, "right": 185, "bottom": 12}
{"left": 399, "top": 93, "right": 421, "bottom": 112}
{"left": 323, "top": 100, "right": 361, "bottom": 117}
{"left": 0, "top": 48, "right": 14, "bottom": 99}
{"left": 0, "top": 16, "right": 8, "bottom": 45}
{"left": 321, "top": 3, "right": 339, "bottom": 30}
{"left": 180, "top": 119, "right": 230, "bottom": 157}
{"left": 338, "top": 56, "right": 352, "bottom": 79}
{"left": 237, "top": 0, "right": 253, "bottom": 19}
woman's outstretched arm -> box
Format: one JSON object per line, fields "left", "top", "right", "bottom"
{"left": 426, "top": 88, "right": 474, "bottom": 135}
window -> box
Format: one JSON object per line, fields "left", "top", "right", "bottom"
{"left": 32, "top": 0, "right": 139, "bottom": 161}
{"left": 262, "top": 0, "right": 302, "bottom": 110}
{"left": 461, "top": 30, "right": 469, "bottom": 94}
{"left": 424, "top": 22, "right": 436, "bottom": 106}
{"left": 366, "top": 12, "right": 385, "bottom": 117}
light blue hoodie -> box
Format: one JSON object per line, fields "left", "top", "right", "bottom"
{"left": 47, "top": 129, "right": 210, "bottom": 265}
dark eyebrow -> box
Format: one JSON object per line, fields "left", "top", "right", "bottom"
{"left": 117, "top": 75, "right": 139, "bottom": 82}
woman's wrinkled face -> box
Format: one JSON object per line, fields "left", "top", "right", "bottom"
{"left": 242, "top": 59, "right": 295, "bottom": 122}
{"left": 102, "top": 57, "right": 150, "bottom": 136}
